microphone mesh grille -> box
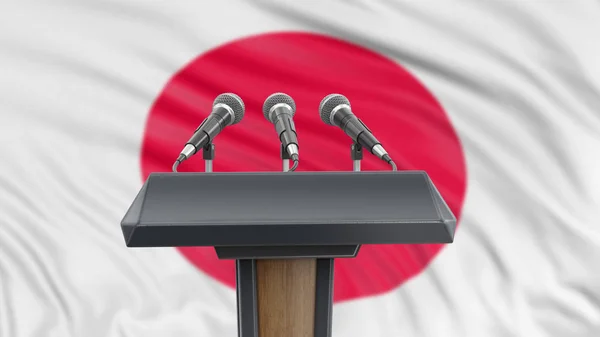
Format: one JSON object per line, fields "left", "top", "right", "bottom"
{"left": 214, "top": 93, "right": 245, "bottom": 125}
{"left": 319, "top": 94, "right": 350, "bottom": 125}
{"left": 262, "top": 93, "right": 296, "bottom": 121}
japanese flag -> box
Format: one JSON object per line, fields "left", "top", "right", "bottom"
{"left": 1, "top": 1, "right": 600, "bottom": 337}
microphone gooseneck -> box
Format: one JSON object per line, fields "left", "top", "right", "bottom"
{"left": 319, "top": 93, "right": 397, "bottom": 170}
{"left": 263, "top": 93, "right": 300, "bottom": 172}
{"left": 172, "top": 93, "right": 245, "bottom": 172}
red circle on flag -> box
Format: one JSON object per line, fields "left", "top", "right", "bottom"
{"left": 140, "top": 32, "right": 466, "bottom": 302}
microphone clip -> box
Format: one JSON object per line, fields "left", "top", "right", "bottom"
{"left": 203, "top": 143, "right": 215, "bottom": 160}
{"left": 351, "top": 142, "right": 363, "bottom": 172}
{"left": 280, "top": 144, "right": 292, "bottom": 160}
{"left": 350, "top": 143, "right": 363, "bottom": 160}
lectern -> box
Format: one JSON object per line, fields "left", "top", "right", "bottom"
{"left": 120, "top": 171, "right": 456, "bottom": 337}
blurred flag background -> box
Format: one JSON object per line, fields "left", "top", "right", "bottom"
{"left": 1, "top": 1, "right": 600, "bottom": 337}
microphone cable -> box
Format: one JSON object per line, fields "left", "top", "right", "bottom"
{"left": 172, "top": 154, "right": 185, "bottom": 172}
{"left": 382, "top": 154, "right": 398, "bottom": 171}
{"left": 288, "top": 154, "right": 299, "bottom": 172}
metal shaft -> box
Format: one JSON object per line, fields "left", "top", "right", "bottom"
{"left": 283, "top": 160, "right": 290, "bottom": 172}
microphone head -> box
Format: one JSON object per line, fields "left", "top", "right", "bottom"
{"left": 263, "top": 93, "right": 296, "bottom": 122}
{"left": 319, "top": 94, "right": 350, "bottom": 125}
{"left": 214, "top": 93, "right": 245, "bottom": 125}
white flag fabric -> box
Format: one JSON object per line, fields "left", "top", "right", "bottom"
{"left": 1, "top": 1, "right": 600, "bottom": 337}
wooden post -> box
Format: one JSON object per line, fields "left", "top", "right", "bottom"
{"left": 256, "top": 259, "right": 317, "bottom": 337}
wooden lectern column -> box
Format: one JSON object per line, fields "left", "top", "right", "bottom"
{"left": 236, "top": 257, "right": 334, "bottom": 337}
{"left": 256, "top": 259, "right": 316, "bottom": 337}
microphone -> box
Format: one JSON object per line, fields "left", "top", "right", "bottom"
{"left": 263, "top": 93, "right": 299, "bottom": 171}
{"left": 173, "top": 93, "right": 245, "bottom": 171}
{"left": 319, "top": 94, "right": 397, "bottom": 170}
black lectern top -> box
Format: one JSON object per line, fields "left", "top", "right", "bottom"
{"left": 121, "top": 171, "right": 456, "bottom": 247}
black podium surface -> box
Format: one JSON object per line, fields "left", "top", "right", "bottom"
{"left": 121, "top": 171, "right": 456, "bottom": 248}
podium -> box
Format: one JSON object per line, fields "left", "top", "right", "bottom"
{"left": 121, "top": 171, "right": 456, "bottom": 337}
